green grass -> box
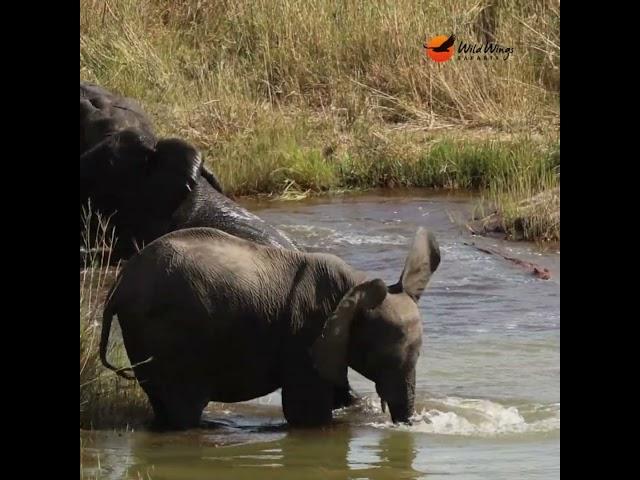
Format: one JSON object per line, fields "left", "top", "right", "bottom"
{"left": 80, "top": 0, "right": 559, "bottom": 242}
{"left": 205, "top": 118, "right": 560, "bottom": 241}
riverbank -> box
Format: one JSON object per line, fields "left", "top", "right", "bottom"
{"left": 81, "top": 0, "right": 559, "bottom": 243}
{"left": 204, "top": 123, "right": 559, "bottom": 243}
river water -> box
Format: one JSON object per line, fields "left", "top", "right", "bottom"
{"left": 80, "top": 190, "right": 560, "bottom": 479}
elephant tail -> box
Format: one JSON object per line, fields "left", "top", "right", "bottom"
{"left": 100, "top": 276, "right": 136, "bottom": 380}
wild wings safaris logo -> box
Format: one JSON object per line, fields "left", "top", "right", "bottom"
{"left": 424, "top": 34, "right": 456, "bottom": 62}
{"left": 424, "top": 34, "right": 514, "bottom": 62}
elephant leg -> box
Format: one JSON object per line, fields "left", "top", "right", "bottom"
{"left": 282, "top": 381, "right": 333, "bottom": 427}
{"left": 153, "top": 382, "right": 210, "bottom": 430}
{"left": 144, "top": 387, "right": 170, "bottom": 429}
{"left": 332, "top": 383, "right": 357, "bottom": 409}
{"left": 281, "top": 345, "right": 335, "bottom": 426}
{"left": 282, "top": 360, "right": 335, "bottom": 427}
{"left": 134, "top": 369, "right": 171, "bottom": 429}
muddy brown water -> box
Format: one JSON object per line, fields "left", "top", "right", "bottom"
{"left": 81, "top": 190, "right": 559, "bottom": 480}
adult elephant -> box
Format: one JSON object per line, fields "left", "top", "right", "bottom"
{"left": 81, "top": 82, "right": 357, "bottom": 410}
{"left": 80, "top": 80, "right": 224, "bottom": 194}
{"left": 80, "top": 82, "right": 154, "bottom": 155}
{"left": 80, "top": 128, "right": 297, "bottom": 259}
{"left": 100, "top": 226, "right": 441, "bottom": 429}
{"left": 79, "top": 82, "right": 295, "bottom": 261}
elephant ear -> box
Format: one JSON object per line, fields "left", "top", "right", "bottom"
{"left": 80, "top": 129, "right": 153, "bottom": 207}
{"left": 140, "top": 138, "right": 204, "bottom": 217}
{"left": 392, "top": 227, "right": 441, "bottom": 302}
{"left": 80, "top": 98, "right": 114, "bottom": 154}
{"left": 311, "top": 279, "right": 388, "bottom": 386}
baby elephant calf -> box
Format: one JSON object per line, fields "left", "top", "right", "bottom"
{"left": 101, "top": 226, "right": 441, "bottom": 429}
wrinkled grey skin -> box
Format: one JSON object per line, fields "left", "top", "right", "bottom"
{"left": 81, "top": 82, "right": 352, "bottom": 408}
{"left": 80, "top": 82, "right": 155, "bottom": 154}
{"left": 80, "top": 82, "right": 222, "bottom": 193}
{"left": 80, "top": 82, "right": 297, "bottom": 262}
{"left": 100, "top": 226, "right": 440, "bottom": 429}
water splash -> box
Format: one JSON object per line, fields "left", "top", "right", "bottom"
{"left": 368, "top": 396, "right": 559, "bottom": 437}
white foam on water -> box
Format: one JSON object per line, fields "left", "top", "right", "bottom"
{"left": 367, "top": 396, "right": 560, "bottom": 437}
{"left": 279, "top": 224, "right": 334, "bottom": 237}
{"left": 278, "top": 225, "right": 410, "bottom": 247}
{"left": 330, "top": 232, "right": 409, "bottom": 246}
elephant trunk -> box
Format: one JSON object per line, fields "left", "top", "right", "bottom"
{"left": 388, "top": 398, "right": 413, "bottom": 425}
{"left": 377, "top": 368, "right": 416, "bottom": 425}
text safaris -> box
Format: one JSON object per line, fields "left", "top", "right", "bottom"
{"left": 457, "top": 42, "right": 514, "bottom": 60}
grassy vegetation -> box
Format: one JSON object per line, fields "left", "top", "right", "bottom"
{"left": 80, "top": 0, "right": 559, "bottom": 242}
{"left": 80, "top": 1, "right": 559, "bottom": 434}
{"left": 80, "top": 213, "right": 151, "bottom": 430}
{"left": 80, "top": 2, "right": 560, "bottom": 432}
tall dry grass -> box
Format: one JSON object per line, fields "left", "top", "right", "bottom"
{"left": 80, "top": 210, "right": 151, "bottom": 430}
{"left": 80, "top": 0, "right": 559, "bottom": 131}
{"left": 80, "top": 0, "right": 559, "bottom": 241}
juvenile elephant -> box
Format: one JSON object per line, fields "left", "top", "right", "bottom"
{"left": 100, "top": 226, "right": 441, "bottom": 429}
